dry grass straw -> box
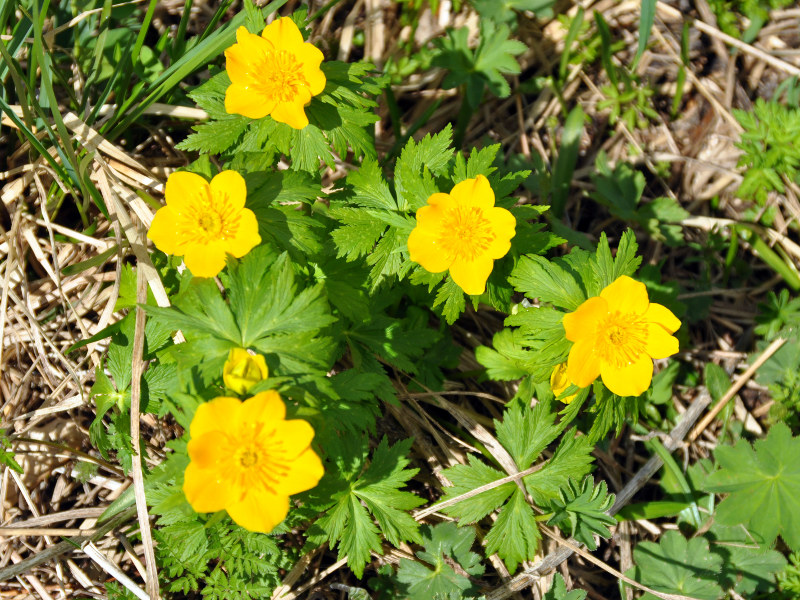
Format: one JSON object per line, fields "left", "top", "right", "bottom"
{"left": 2, "top": 0, "right": 800, "bottom": 597}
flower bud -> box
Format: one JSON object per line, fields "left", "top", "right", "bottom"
{"left": 223, "top": 348, "right": 268, "bottom": 395}
{"left": 550, "top": 362, "right": 577, "bottom": 404}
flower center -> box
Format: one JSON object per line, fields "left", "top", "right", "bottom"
{"left": 176, "top": 189, "right": 242, "bottom": 245}
{"left": 198, "top": 212, "right": 222, "bottom": 235}
{"left": 224, "top": 430, "right": 292, "bottom": 497}
{"left": 438, "top": 206, "right": 496, "bottom": 262}
{"left": 237, "top": 446, "right": 260, "bottom": 468}
{"left": 255, "top": 50, "right": 308, "bottom": 102}
{"left": 596, "top": 312, "right": 648, "bottom": 368}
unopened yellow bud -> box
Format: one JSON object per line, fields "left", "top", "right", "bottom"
{"left": 223, "top": 348, "right": 268, "bottom": 395}
{"left": 550, "top": 362, "right": 577, "bottom": 404}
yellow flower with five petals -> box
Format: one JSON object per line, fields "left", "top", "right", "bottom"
{"left": 563, "top": 275, "right": 680, "bottom": 397}
{"left": 407, "top": 175, "right": 516, "bottom": 295}
{"left": 147, "top": 170, "right": 261, "bottom": 278}
{"left": 224, "top": 17, "right": 326, "bottom": 129}
{"left": 183, "top": 391, "right": 324, "bottom": 533}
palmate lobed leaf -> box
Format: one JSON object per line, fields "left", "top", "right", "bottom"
{"left": 145, "top": 248, "right": 336, "bottom": 383}
{"left": 441, "top": 400, "right": 593, "bottom": 572}
{"left": 628, "top": 531, "right": 723, "bottom": 600}
{"left": 308, "top": 437, "right": 423, "bottom": 578}
{"left": 704, "top": 422, "right": 800, "bottom": 551}
{"left": 395, "top": 522, "right": 484, "bottom": 600}
{"left": 546, "top": 477, "right": 615, "bottom": 550}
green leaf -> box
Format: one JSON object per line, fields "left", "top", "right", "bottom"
{"left": 547, "top": 477, "right": 615, "bottom": 550}
{"left": 441, "top": 457, "right": 515, "bottom": 523}
{"left": 396, "top": 523, "right": 484, "bottom": 600}
{"left": 147, "top": 250, "right": 335, "bottom": 384}
{"left": 509, "top": 254, "right": 587, "bottom": 311}
{"left": 704, "top": 422, "right": 800, "bottom": 551}
{"left": 627, "top": 531, "right": 723, "bottom": 600}
{"left": 634, "top": 0, "right": 656, "bottom": 69}
{"left": 591, "top": 229, "right": 641, "bottom": 292}
{"left": 523, "top": 428, "right": 594, "bottom": 506}
{"left": 0, "top": 429, "right": 23, "bottom": 474}
{"left": 495, "top": 397, "right": 560, "bottom": 470}
{"left": 543, "top": 573, "right": 587, "bottom": 600}
{"left": 709, "top": 522, "right": 787, "bottom": 596}
{"left": 475, "top": 329, "right": 537, "bottom": 381}
{"left": 433, "top": 277, "right": 467, "bottom": 324}
{"left": 470, "top": 0, "right": 556, "bottom": 23}
{"left": 441, "top": 402, "right": 593, "bottom": 572}
{"left": 395, "top": 125, "right": 454, "bottom": 211}
{"left": 175, "top": 116, "right": 249, "bottom": 153}
{"left": 310, "top": 437, "right": 424, "bottom": 578}
{"left": 484, "top": 487, "right": 540, "bottom": 572}
{"left": 434, "top": 22, "right": 525, "bottom": 105}
{"left": 704, "top": 362, "right": 731, "bottom": 403}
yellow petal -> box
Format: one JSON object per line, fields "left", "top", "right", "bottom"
{"left": 210, "top": 170, "right": 247, "bottom": 212}
{"left": 183, "top": 241, "right": 228, "bottom": 278}
{"left": 566, "top": 337, "right": 601, "bottom": 388}
{"left": 645, "top": 323, "right": 679, "bottom": 359}
{"left": 449, "top": 256, "right": 493, "bottom": 295}
{"left": 187, "top": 430, "right": 229, "bottom": 469}
{"left": 276, "top": 447, "right": 324, "bottom": 496}
{"left": 183, "top": 462, "right": 234, "bottom": 513}
{"left": 191, "top": 396, "right": 242, "bottom": 439}
{"left": 271, "top": 100, "right": 309, "bottom": 129}
{"left": 644, "top": 302, "right": 681, "bottom": 334}
{"left": 562, "top": 296, "right": 608, "bottom": 342}
{"left": 270, "top": 419, "right": 316, "bottom": 460}
{"left": 427, "top": 192, "right": 458, "bottom": 211}
{"left": 600, "top": 355, "right": 653, "bottom": 397}
{"left": 306, "top": 68, "right": 327, "bottom": 96}
{"left": 165, "top": 171, "right": 210, "bottom": 213}
{"left": 224, "top": 209, "right": 261, "bottom": 258}
{"left": 414, "top": 204, "right": 448, "bottom": 231}
{"left": 295, "top": 41, "right": 324, "bottom": 69}
{"left": 225, "top": 83, "right": 275, "bottom": 120}
{"left": 261, "top": 16, "right": 305, "bottom": 50}
{"left": 237, "top": 390, "right": 286, "bottom": 433}
{"left": 484, "top": 206, "right": 516, "bottom": 259}
{"left": 449, "top": 175, "right": 495, "bottom": 210}
{"left": 295, "top": 44, "right": 326, "bottom": 95}
{"left": 600, "top": 275, "right": 649, "bottom": 316}
{"left": 407, "top": 227, "right": 452, "bottom": 273}
{"left": 226, "top": 29, "right": 274, "bottom": 84}
{"left": 227, "top": 489, "right": 290, "bottom": 533}
{"left": 147, "top": 206, "right": 180, "bottom": 256}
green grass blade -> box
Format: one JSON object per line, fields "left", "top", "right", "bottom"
{"left": 550, "top": 104, "right": 584, "bottom": 218}
{"left": 647, "top": 437, "right": 703, "bottom": 529}
{"left": 107, "top": 0, "right": 288, "bottom": 139}
{"left": 633, "top": 0, "right": 656, "bottom": 70}
{"left": 558, "top": 7, "right": 584, "bottom": 82}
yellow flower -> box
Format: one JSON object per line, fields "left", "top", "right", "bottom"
{"left": 407, "top": 175, "right": 516, "bottom": 295}
{"left": 147, "top": 170, "right": 261, "bottom": 278}
{"left": 224, "top": 17, "right": 326, "bottom": 129}
{"left": 562, "top": 275, "right": 680, "bottom": 397}
{"left": 223, "top": 349, "right": 269, "bottom": 395}
{"left": 183, "top": 391, "right": 324, "bottom": 533}
{"left": 550, "top": 362, "right": 577, "bottom": 404}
